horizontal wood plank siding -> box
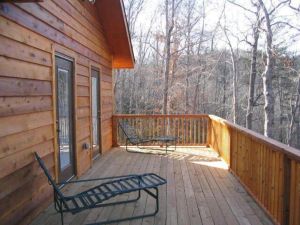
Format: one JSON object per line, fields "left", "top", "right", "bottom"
{"left": 0, "top": 1, "right": 113, "bottom": 224}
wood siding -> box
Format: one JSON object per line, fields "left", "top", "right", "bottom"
{"left": 0, "top": 1, "right": 113, "bottom": 224}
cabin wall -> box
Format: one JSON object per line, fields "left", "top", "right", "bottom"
{"left": 0, "top": 1, "right": 113, "bottom": 224}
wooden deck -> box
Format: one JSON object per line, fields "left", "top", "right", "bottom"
{"left": 30, "top": 147, "right": 273, "bottom": 225}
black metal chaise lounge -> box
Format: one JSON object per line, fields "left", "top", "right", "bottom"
{"left": 118, "top": 121, "right": 177, "bottom": 154}
{"left": 34, "top": 152, "right": 167, "bottom": 225}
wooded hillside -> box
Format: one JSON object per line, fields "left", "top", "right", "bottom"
{"left": 114, "top": 0, "right": 300, "bottom": 150}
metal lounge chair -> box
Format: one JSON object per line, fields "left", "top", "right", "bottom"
{"left": 34, "top": 152, "right": 167, "bottom": 225}
{"left": 118, "top": 121, "right": 177, "bottom": 154}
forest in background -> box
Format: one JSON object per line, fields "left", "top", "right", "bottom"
{"left": 113, "top": 0, "right": 300, "bottom": 150}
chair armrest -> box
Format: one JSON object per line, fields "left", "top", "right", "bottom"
{"left": 56, "top": 174, "right": 138, "bottom": 186}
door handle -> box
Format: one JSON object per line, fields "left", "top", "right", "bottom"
{"left": 56, "top": 120, "right": 60, "bottom": 133}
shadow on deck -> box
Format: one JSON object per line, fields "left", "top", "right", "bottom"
{"left": 31, "top": 147, "right": 273, "bottom": 225}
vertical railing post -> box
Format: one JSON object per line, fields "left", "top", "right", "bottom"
{"left": 283, "top": 156, "right": 291, "bottom": 225}
{"left": 207, "top": 115, "right": 212, "bottom": 147}
{"left": 112, "top": 115, "right": 119, "bottom": 147}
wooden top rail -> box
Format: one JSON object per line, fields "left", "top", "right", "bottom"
{"left": 209, "top": 115, "right": 300, "bottom": 161}
{"left": 113, "top": 114, "right": 210, "bottom": 119}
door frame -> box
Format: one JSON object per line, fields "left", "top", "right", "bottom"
{"left": 52, "top": 44, "right": 78, "bottom": 182}
{"left": 89, "top": 62, "right": 102, "bottom": 163}
{"left": 55, "top": 53, "right": 76, "bottom": 182}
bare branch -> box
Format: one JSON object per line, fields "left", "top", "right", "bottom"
{"left": 288, "top": 1, "right": 300, "bottom": 12}
{"left": 271, "top": 21, "right": 300, "bottom": 32}
{"left": 269, "top": 0, "right": 290, "bottom": 15}
{"left": 227, "top": 0, "right": 257, "bottom": 14}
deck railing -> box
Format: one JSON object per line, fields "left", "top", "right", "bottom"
{"left": 209, "top": 115, "right": 300, "bottom": 225}
{"left": 112, "top": 114, "right": 300, "bottom": 225}
{"left": 112, "top": 114, "right": 210, "bottom": 146}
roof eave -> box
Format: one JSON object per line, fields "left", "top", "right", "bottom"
{"left": 96, "top": 0, "right": 135, "bottom": 69}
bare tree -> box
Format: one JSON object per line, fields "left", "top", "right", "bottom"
{"left": 223, "top": 27, "right": 239, "bottom": 124}
{"left": 115, "top": 0, "right": 300, "bottom": 150}
{"left": 125, "top": 0, "right": 145, "bottom": 40}
{"left": 288, "top": 72, "right": 300, "bottom": 145}
{"left": 246, "top": 3, "right": 261, "bottom": 130}
{"left": 163, "top": 0, "right": 182, "bottom": 114}
{"left": 192, "top": 0, "right": 206, "bottom": 114}
{"left": 258, "top": 0, "right": 276, "bottom": 138}
{"left": 226, "top": 0, "right": 262, "bottom": 129}
{"left": 181, "top": 0, "right": 199, "bottom": 113}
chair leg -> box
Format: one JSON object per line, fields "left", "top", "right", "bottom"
{"left": 60, "top": 210, "right": 64, "bottom": 225}
{"left": 155, "top": 187, "right": 159, "bottom": 214}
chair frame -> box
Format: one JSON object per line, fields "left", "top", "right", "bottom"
{"left": 34, "top": 152, "right": 166, "bottom": 225}
{"left": 118, "top": 121, "right": 178, "bottom": 154}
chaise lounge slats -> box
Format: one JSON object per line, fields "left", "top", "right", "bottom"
{"left": 78, "top": 196, "right": 89, "bottom": 207}
{"left": 90, "top": 189, "right": 102, "bottom": 202}
{"left": 150, "top": 174, "right": 165, "bottom": 184}
{"left": 85, "top": 193, "right": 96, "bottom": 205}
{"left": 143, "top": 176, "right": 157, "bottom": 186}
{"left": 103, "top": 184, "right": 113, "bottom": 192}
{"left": 34, "top": 152, "right": 167, "bottom": 225}
{"left": 110, "top": 182, "right": 122, "bottom": 192}
{"left": 124, "top": 180, "right": 136, "bottom": 189}
{"left": 121, "top": 180, "right": 133, "bottom": 190}
{"left": 100, "top": 185, "right": 112, "bottom": 196}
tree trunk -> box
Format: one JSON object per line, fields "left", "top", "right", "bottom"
{"left": 185, "top": 46, "right": 191, "bottom": 114}
{"left": 192, "top": 73, "right": 200, "bottom": 114}
{"left": 259, "top": 0, "right": 276, "bottom": 138}
{"left": 185, "top": 0, "right": 193, "bottom": 114}
{"left": 192, "top": 0, "right": 205, "bottom": 114}
{"left": 224, "top": 28, "right": 238, "bottom": 124}
{"left": 231, "top": 49, "right": 238, "bottom": 124}
{"left": 222, "top": 60, "right": 227, "bottom": 118}
{"left": 278, "top": 77, "right": 285, "bottom": 142}
{"left": 163, "top": 0, "right": 175, "bottom": 115}
{"left": 246, "top": 27, "right": 259, "bottom": 130}
{"left": 288, "top": 73, "right": 300, "bottom": 145}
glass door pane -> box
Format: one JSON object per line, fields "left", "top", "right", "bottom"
{"left": 57, "top": 68, "right": 72, "bottom": 169}
{"left": 56, "top": 55, "right": 74, "bottom": 182}
{"left": 91, "top": 69, "right": 101, "bottom": 159}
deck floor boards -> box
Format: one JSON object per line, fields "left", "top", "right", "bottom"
{"left": 30, "top": 147, "right": 273, "bottom": 225}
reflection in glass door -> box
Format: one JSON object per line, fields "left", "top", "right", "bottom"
{"left": 55, "top": 55, "right": 75, "bottom": 182}
{"left": 91, "top": 68, "right": 101, "bottom": 159}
